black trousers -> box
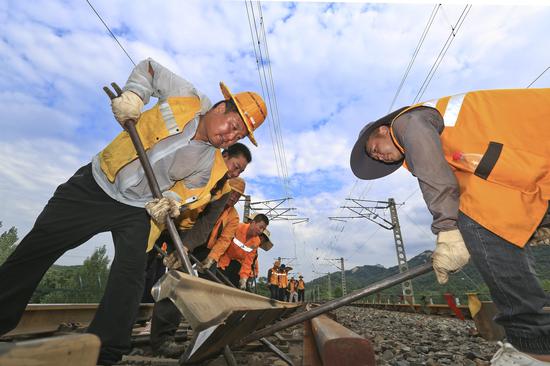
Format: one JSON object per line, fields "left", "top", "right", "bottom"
{"left": 298, "top": 289, "right": 305, "bottom": 302}
{"left": 0, "top": 164, "right": 150, "bottom": 365}
{"left": 269, "top": 284, "right": 278, "bottom": 299}
{"left": 219, "top": 260, "right": 242, "bottom": 288}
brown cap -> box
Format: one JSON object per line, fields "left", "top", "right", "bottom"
{"left": 228, "top": 177, "right": 245, "bottom": 195}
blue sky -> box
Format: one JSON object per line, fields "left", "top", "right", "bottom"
{"left": 1, "top": 0, "right": 549, "bottom": 282}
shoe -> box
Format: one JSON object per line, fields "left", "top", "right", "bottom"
{"left": 491, "top": 341, "right": 550, "bottom": 365}
{"left": 152, "top": 340, "right": 184, "bottom": 358}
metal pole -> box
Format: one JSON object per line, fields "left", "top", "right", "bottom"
{"left": 388, "top": 198, "right": 415, "bottom": 304}
{"left": 327, "top": 274, "right": 331, "bottom": 300}
{"left": 243, "top": 195, "right": 251, "bottom": 223}
{"left": 235, "top": 262, "right": 433, "bottom": 346}
{"left": 340, "top": 257, "right": 346, "bottom": 296}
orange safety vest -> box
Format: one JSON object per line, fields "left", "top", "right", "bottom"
{"left": 297, "top": 279, "right": 305, "bottom": 290}
{"left": 268, "top": 267, "right": 279, "bottom": 285}
{"left": 389, "top": 88, "right": 550, "bottom": 246}
{"left": 278, "top": 271, "right": 288, "bottom": 289}
{"left": 217, "top": 223, "right": 261, "bottom": 278}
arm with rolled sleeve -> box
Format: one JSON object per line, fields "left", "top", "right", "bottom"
{"left": 123, "top": 58, "right": 211, "bottom": 112}
{"left": 392, "top": 108, "right": 460, "bottom": 234}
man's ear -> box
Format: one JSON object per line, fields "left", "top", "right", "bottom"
{"left": 214, "top": 101, "right": 227, "bottom": 114}
{"left": 379, "top": 125, "right": 390, "bottom": 136}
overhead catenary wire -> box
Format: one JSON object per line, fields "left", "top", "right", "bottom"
{"left": 413, "top": 4, "right": 472, "bottom": 103}
{"left": 85, "top": 0, "right": 136, "bottom": 66}
{"left": 388, "top": 4, "right": 441, "bottom": 113}
{"left": 527, "top": 66, "right": 550, "bottom": 88}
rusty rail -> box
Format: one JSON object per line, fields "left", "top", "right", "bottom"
{"left": 2, "top": 303, "right": 153, "bottom": 338}
{"left": 310, "top": 314, "right": 375, "bottom": 366}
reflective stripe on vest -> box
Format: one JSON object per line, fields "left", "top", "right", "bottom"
{"left": 159, "top": 102, "right": 180, "bottom": 135}
{"left": 233, "top": 237, "right": 254, "bottom": 253}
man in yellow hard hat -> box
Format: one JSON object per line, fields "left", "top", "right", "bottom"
{"left": 0, "top": 58, "right": 267, "bottom": 366}
{"left": 350, "top": 88, "right": 550, "bottom": 364}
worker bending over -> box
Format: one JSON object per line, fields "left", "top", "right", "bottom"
{"left": 351, "top": 88, "right": 550, "bottom": 365}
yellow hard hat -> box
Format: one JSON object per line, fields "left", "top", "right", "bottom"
{"left": 220, "top": 82, "right": 267, "bottom": 146}
{"left": 228, "top": 177, "right": 245, "bottom": 195}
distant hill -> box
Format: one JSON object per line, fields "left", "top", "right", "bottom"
{"left": 307, "top": 245, "right": 550, "bottom": 304}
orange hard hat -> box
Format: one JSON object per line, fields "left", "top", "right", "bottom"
{"left": 220, "top": 82, "right": 267, "bottom": 146}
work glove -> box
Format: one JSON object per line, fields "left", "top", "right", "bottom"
{"left": 200, "top": 257, "right": 216, "bottom": 272}
{"left": 145, "top": 197, "right": 181, "bottom": 225}
{"left": 163, "top": 251, "right": 182, "bottom": 270}
{"left": 239, "top": 277, "right": 248, "bottom": 290}
{"left": 111, "top": 90, "right": 144, "bottom": 128}
{"left": 528, "top": 227, "right": 550, "bottom": 246}
{"left": 432, "top": 229, "right": 470, "bottom": 285}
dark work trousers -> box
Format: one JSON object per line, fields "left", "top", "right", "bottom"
{"left": 269, "top": 284, "right": 278, "bottom": 299}
{"left": 298, "top": 289, "right": 305, "bottom": 302}
{"left": 142, "top": 251, "right": 166, "bottom": 303}
{"left": 278, "top": 287, "right": 286, "bottom": 301}
{"left": 0, "top": 163, "right": 150, "bottom": 365}
{"left": 219, "top": 260, "right": 242, "bottom": 288}
{"left": 458, "top": 210, "right": 550, "bottom": 354}
{"left": 150, "top": 236, "right": 213, "bottom": 350}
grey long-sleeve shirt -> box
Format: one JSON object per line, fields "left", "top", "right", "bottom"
{"left": 92, "top": 58, "right": 215, "bottom": 207}
{"left": 392, "top": 107, "right": 460, "bottom": 234}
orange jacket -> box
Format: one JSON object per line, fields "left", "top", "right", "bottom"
{"left": 217, "top": 223, "right": 261, "bottom": 279}
{"left": 297, "top": 279, "right": 305, "bottom": 290}
{"left": 390, "top": 88, "right": 550, "bottom": 247}
{"left": 206, "top": 206, "right": 240, "bottom": 262}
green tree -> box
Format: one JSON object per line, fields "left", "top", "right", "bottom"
{"left": 0, "top": 222, "right": 18, "bottom": 264}
{"left": 77, "top": 245, "right": 110, "bottom": 303}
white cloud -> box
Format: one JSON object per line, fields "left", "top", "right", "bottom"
{"left": 2, "top": 1, "right": 550, "bottom": 282}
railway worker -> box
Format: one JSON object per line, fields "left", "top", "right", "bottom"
{"left": 0, "top": 57, "right": 266, "bottom": 366}
{"left": 297, "top": 275, "right": 306, "bottom": 302}
{"left": 149, "top": 174, "right": 247, "bottom": 358}
{"left": 350, "top": 88, "right": 550, "bottom": 365}
{"left": 277, "top": 264, "right": 289, "bottom": 301}
{"left": 217, "top": 214, "right": 270, "bottom": 289}
{"left": 288, "top": 276, "right": 298, "bottom": 303}
{"left": 267, "top": 260, "right": 281, "bottom": 299}
{"left": 195, "top": 176, "right": 245, "bottom": 271}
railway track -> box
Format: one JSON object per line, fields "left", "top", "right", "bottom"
{"left": 0, "top": 302, "right": 376, "bottom": 366}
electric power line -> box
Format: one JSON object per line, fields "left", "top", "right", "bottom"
{"left": 85, "top": 0, "right": 136, "bottom": 66}
{"left": 527, "top": 66, "right": 550, "bottom": 88}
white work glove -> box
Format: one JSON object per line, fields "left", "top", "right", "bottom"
{"left": 145, "top": 197, "right": 181, "bottom": 225}
{"left": 111, "top": 90, "right": 144, "bottom": 128}
{"left": 200, "top": 257, "right": 216, "bottom": 272}
{"left": 432, "top": 229, "right": 470, "bottom": 285}
{"left": 239, "top": 277, "right": 248, "bottom": 290}
{"left": 163, "top": 251, "right": 182, "bottom": 270}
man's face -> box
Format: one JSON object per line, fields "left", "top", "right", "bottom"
{"left": 365, "top": 126, "right": 404, "bottom": 163}
{"left": 204, "top": 103, "right": 248, "bottom": 148}
{"left": 226, "top": 190, "right": 242, "bottom": 207}
{"left": 249, "top": 220, "right": 267, "bottom": 237}
{"left": 224, "top": 154, "right": 248, "bottom": 178}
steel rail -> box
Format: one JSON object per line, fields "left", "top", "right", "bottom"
{"left": 236, "top": 262, "right": 433, "bottom": 346}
